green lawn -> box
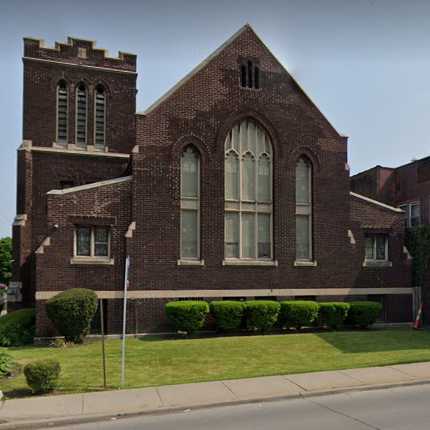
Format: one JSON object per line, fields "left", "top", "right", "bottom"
{"left": 2, "top": 328, "right": 430, "bottom": 398}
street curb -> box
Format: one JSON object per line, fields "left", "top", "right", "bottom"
{"left": 1, "top": 378, "right": 430, "bottom": 430}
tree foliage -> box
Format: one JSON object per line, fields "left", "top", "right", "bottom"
{"left": 405, "top": 225, "right": 430, "bottom": 287}
{"left": 0, "top": 237, "right": 12, "bottom": 285}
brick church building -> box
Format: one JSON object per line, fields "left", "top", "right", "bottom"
{"left": 11, "top": 25, "right": 415, "bottom": 337}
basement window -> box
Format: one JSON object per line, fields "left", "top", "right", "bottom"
{"left": 240, "top": 60, "right": 260, "bottom": 89}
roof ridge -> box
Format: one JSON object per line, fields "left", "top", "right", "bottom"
{"left": 138, "top": 24, "right": 250, "bottom": 116}
{"left": 137, "top": 24, "right": 341, "bottom": 136}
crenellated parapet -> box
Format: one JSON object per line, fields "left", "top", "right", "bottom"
{"left": 23, "top": 36, "right": 136, "bottom": 72}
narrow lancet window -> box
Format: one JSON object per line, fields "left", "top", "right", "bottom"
{"left": 295, "top": 157, "right": 313, "bottom": 261}
{"left": 180, "top": 146, "right": 200, "bottom": 260}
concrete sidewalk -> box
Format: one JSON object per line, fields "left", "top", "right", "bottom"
{"left": 2, "top": 362, "right": 430, "bottom": 429}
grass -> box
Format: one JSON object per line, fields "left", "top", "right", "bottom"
{"left": 2, "top": 328, "right": 430, "bottom": 398}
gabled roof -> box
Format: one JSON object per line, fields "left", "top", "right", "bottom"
{"left": 137, "top": 24, "right": 341, "bottom": 135}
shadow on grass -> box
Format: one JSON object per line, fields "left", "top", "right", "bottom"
{"left": 136, "top": 327, "right": 355, "bottom": 343}
{"left": 316, "top": 327, "right": 430, "bottom": 353}
{"left": 3, "top": 387, "right": 33, "bottom": 399}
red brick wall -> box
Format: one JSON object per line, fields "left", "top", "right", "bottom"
{"left": 132, "top": 26, "right": 355, "bottom": 294}
{"left": 34, "top": 179, "right": 131, "bottom": 335}
{"left": 18, "top": 28, "right": 414, "bottom": 334}
{"left": 350, "top": 195, "right": 411, "bottom": 290}
{"left": 23, "top": 37, "right": 136, "bottom": 152}
{"left": 14, "top": 36, "right": 136, "bottom": 305}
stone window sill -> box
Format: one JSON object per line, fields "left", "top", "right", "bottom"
{"left": 222, "top": 259, "right": 278, "bottom": 267}
{"left": 177, "top": 259, "right": 205, "bottom": 267}
{"left": 294, "top": 260, "right": 318, "bottom": 267}
{"left": 362, "top": 260, "right": 392, "bottom": 268}
{"left": 70, "top": 257, "right": 114, "bottom": 266}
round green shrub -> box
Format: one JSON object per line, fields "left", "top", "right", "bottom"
{"left": 165, "top": 300, "right": 209, "bottom": 334}
{"left": 318, "top": 302, "right": 350, "bottom": 329}
{"left": 0, "top": 351, "right": 16, "bottom": 377}
{"left": 244, "top": 300, "right": 281, "bottom": 332}
{"left": 24, "top": 360, "right": 61, "bottom": 394}
{"left": 46, "top": 288, "right": 98, "bottom": 343}
{"left": 0, "top": 308, "right": 35, "bottom": 346}
{"left": 210, "top": 301, "right": 244, "bottom": 331}
{"left": 345, "top": 301, "right": 382, "bottom": 328}
{"left": 279, "top": 301, "right": 319, "bottom": 329}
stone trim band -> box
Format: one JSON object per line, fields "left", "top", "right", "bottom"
{"left": 36, "top": 287, "right": 414, "bottom": 300}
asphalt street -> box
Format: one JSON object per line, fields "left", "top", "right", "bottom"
{"left": 55, "top": 383, "right": 430, "bottom": 430}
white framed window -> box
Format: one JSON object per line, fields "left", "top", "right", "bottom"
{"left": 94, "top": 84, "right": 106, "bottom": 148}
{"left": 295, "top": 157, "right": 313, "bottom": 261}
{"left": 224, "top": 119, "right": 273, "bottom": 261}
{"left": 56, "top": 80, "right": 68, "bottom": 144}
{"left": 75, "top": 83, "right": 87, "bottom": 147}
{"left": 180, "top": 146, "right": 200, "bottom": 260}
{"left": 399, "top": 202, "right": 420, "bottom": 228}
{"left": 365, "top": 234, "right": 388, "bottom": 262}
{"left": 74, "top": 226, "right": 110, "bottom": 259}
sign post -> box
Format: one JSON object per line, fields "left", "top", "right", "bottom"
{"left": 100, "top": 299, "right": 107, "bottom": 389}
{"left": 120, "top": 256, "right": 130, "bottom": 387}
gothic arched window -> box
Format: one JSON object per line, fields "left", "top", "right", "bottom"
{"left": 180, "top": 146, "right": 200, "bottom": 260}
{"left": 224, "top": 119, "right": 273, "bottom": 260}
{"left": 295, "top": 157, "right": 313, "bottom": 261}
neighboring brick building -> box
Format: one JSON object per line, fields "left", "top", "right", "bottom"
{"left": 351, "top": 156, "right": 430, "bottom": 323}
{"left": 351, "top": 157, "right": 430, "bottom": 228}
{"left": 12, "top": 25, "right": 415, "bottom": 337}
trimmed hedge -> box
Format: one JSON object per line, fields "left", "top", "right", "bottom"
{"left": 165, "top": 301, "right": 209, "bottom": 334}
{"left": 0, "top": 308, "right": 35, "bottom": 346}
{"left": 318, "top": 302, "right": 350, "bottom": 329}
{"left": 46, "top": 288, "right": 98, "bottom": 343}
{"left": 210, "top": 301, "right": 245, "bottom": 331}
{"left": 24, "top": 360, "right": 61, "bottom": 394}
{"left": 244, "top": 300, "right": 281, "bottom": 332}
{"left": 345, "top": 301, "right": 382, "bottom": 328}
{"left": 0, "top": 351, "right": 15, "bottom": 377}
{"left": 279, "top": 301, "right": 319, "bottom": 329}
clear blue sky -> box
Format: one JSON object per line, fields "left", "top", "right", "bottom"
{"left": 1, "top": 0, "right": 429, "bottom": 238}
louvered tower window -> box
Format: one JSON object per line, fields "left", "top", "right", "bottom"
{"left": 94, "top": 85, "right": 106, "bottom": 148}
{"left": 75, "top": 83, "right": 87, "bottom": 146}
{"left": 56, "top": 80, "right": 68, "bottom": 144}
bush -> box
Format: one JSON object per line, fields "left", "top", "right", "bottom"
{"left": 0, "top": 308, "right": 35, "bottom": 346}
{"left": 24, "top": 360, "right": 61, "bottom": 394}
{"left": 279, "top": 301, "right": 319, "bottom": 329}
{"left": 46, "top": 289, "right": 98, "bottom": 343}
{"left": 165, "top": 301, "right": 209, "bottom": 334}
{"left": 0, "top": 351, "right": 16, "bottom": 377}
{"left": 210, "top": 301, "right": 245, "bottom": 331}
{"left": 244, "top": 300, "right": 281, "bottom": 332}
{"left": 318, "top": 302, "right": 350, "bottom": 329}
{"left": 345, "top": 301, "right": 382, "bottom": 328}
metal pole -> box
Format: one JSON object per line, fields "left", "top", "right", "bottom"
{"left": 100, "top": 299, "right": 107, "bottom": 389}
{"left": 120, "top": 256, "right": 130, "bottom": 387}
